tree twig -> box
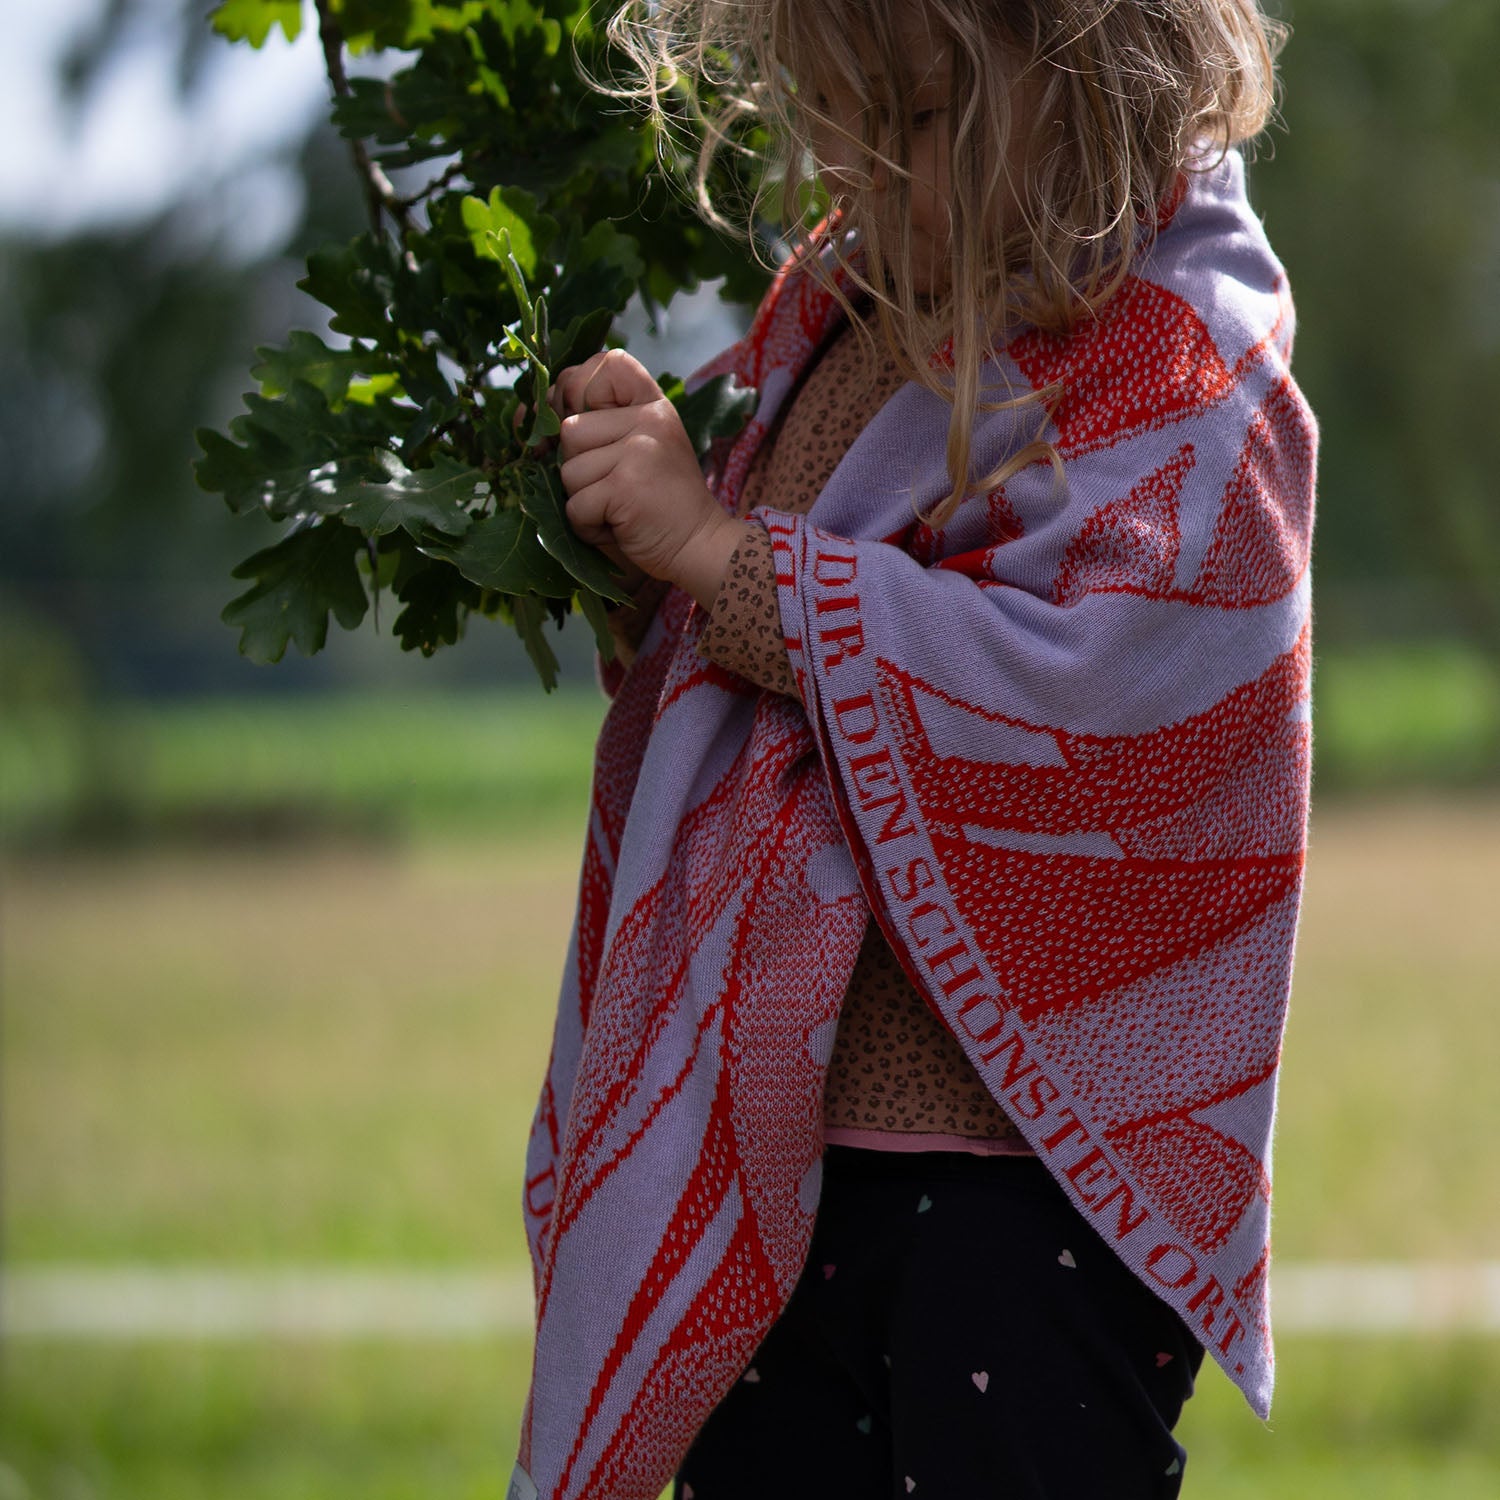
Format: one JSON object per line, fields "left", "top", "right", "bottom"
{"left": 396, "top": 156, "right": 472, "bottom": 214}
{"left": 313, "top": 0, "right": 411, "bottom": 238}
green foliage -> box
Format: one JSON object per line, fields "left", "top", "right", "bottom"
{"left": 660, "top": 371, "right": 760, "bottom": 460}
{"left": 209, "top": 1, "right": 304, "bottom": 47}
{"left": 198, "top": 0, "right": 766, "bottom": 686}
{"left": 1256, "top": 0, "right": 1500, "bottom": 655}
{"left": 222, "top": 522, "right": 371, "bottom": 663}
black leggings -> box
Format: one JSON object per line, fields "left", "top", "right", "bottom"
{"left": 676, "top": 1146, "right": 1204, "bottom": 1500}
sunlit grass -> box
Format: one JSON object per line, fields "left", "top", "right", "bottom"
{"left": 1274, "top": 797, "right": 1500, "bottom": 1258}
{"left": 5, "top": 799, "right": 1498, "bottom": 1266}
{"left": 1179, "top": 1336, "right": 1500, "bottom": 1497}
{"left": 3, "top": 699, "right": 1499, "bottom": 1495}
{"left": 2, "top": 837, "right": 576, "bottom": 1265}
{"left": 2, "top": 1337, "right": 1499, "bottom": 1499}
{"left": 0, "top": 1338, "right": 532, "bottom": 1500}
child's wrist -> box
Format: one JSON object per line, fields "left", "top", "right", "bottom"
{"left": 672, "top": 513, "right": 753, "bottom": 614}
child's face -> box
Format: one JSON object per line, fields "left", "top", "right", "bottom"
{"left": 808, "top": 20, "right": 953, "bottom": 294}
{"left": 807, "top": 16, "right": 1030, "bottom": 298}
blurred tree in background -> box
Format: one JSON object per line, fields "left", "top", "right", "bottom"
{"left": 2, "top": 0, "right": 1497, "bottom": 696}
{"left": 1256, "top": 0, "right": 1500, "bottom": 655}
{"left": 1, "top": 4, "right": 370, "bottom": 696}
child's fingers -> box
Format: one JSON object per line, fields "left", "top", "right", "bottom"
{"left": 560, "top": 477, "right": 618, "bottom": 547}
{"left": 550, "top": 353, "right": 613, "bottom": 417}
{"left": 580, "top": 351, "right": 659, "bottom": 413}
{"left": 558, "top": 442, "right": 618, "bottom": 499}
{"left": 557, "top": 405, "right": 638, "bottom": 462}
{"left": 553, "top": 349, "right": 657, "bottom": 417}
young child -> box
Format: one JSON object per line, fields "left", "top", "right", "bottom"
{"left": 511, "top": 3, "right": 1315, "bottom": 1497}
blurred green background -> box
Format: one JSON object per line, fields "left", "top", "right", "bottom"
{"left": 2, "top": 1, "right": 1498, "bottom": 1497}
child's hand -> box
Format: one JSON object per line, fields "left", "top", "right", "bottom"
{"left": 550, "top": 350, "right": 748, "bottom": 611}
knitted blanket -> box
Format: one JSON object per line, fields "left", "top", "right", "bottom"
{"left": 511, "top": 150, "right": 1315, "bottom": 1500}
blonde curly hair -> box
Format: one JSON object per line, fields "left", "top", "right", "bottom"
{"left": 604, "top": 1, "right": 1286, "bottom": 524}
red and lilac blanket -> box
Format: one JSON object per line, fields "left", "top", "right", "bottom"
{"left": 512, "top": 150, "right": 1316, "bottom": 1500}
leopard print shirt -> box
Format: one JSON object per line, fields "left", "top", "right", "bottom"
{"left": 693, "top": 319, "right": 1025, "bottom": 1147}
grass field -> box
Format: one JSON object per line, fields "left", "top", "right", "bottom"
{"left": 6, "top": 801, "right": 1497, "bottom": 1268}
{"left": 0, "top": 690, "right": 609, "bottom": 851}
{"left": 2, "top": 1338, "right": 1498, "bottom": 1500}
{"left": 2, "top": 640, "right": 1496, "bottom": 853}
{"left": 3, "top": 718, "right": 1499, "bottom": 1493}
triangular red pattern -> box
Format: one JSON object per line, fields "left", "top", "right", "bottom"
{"left": 595, "top": 609, "right": 681, "bottom": 844}
{"left": 1052, "top": 444, "right": 1193, "bottom": 605}
{"left": 557, "top": 1066, "right": 750, "bottom": 1499}
{"left": 580, "top": 1181, "right": 783, "bottom": 1500}
{"left": 1192, "top": 377, "right": 1315, "bottom": 607}
{"left": 549, "top": 711, "right": 833, "bottom": 1257}
{"left": 735, "top": 222, "right": 852, "bottom": 389}
{"left": 579, "top": 612, "right": 689, "bottom": 1030}
{"left": 881, "top": 636, "right": 1307, "bottom": 1027}
{"left": 549, "top": 780, "right": 746, "bottom": 1249}
{"left": 987, "top": 486, "right": 1024, "bottom": 544}
{"left": 1234, "top": 1244, "right": 1272, "bottom": 1312}
{"left": 929, "top": 835, "right": 1302, "bottom": 1026}
{"left": 881, "top": 635, "right": 1309, "bottom": 841}
{"left": 544, "top": 870, "right": 683, "bottom": 1256}
{"left": 1111, "top": 721, "right": 1311, "bottom": 863}
{"left": 655, "top": 646, "right": 757, "bottom": 720}
{"left": 931, "top": 487, "right": 1025, "bottom": 579}
{"left": 546, "top": 715, "right": 846, "bottom": 1496}
{"left": 1010, "top": 278, "right": 1236, "bottom": 455}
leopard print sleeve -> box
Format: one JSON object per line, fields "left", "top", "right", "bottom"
{"left": 694, "top": 519, "right": 800, "bottom": 699}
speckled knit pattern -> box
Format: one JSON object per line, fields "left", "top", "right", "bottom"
{"left": 736, "top": 318, "right": 911, "bottom": 516}
{"left": 695, "top": 313, "right": 908, "bottom": 695}
{"left": 693, "top": 319, "right": 1024, "bottom": 1147}
{"left": 825, "top": 923, "right": 1026, "bottom": 1141}
{"left": 695, "top": 524, "right": 794, "bottom": 696}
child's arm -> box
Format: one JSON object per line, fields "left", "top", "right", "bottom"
{"left": 551, "top": 350, "right": 753, "bottom": 611}
{"left": 693, "top": 522, "right": 803, "bottom": 698}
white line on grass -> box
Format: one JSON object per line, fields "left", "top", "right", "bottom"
{"left": 1, "top": 1268, "right": 535, "bottom": 1339}
{"left": 1271, "top": 1262, "right": 1500, "bottom": 1333}
{"left": 4, "top": 1264, "right": 1500, "bottom": 1339}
